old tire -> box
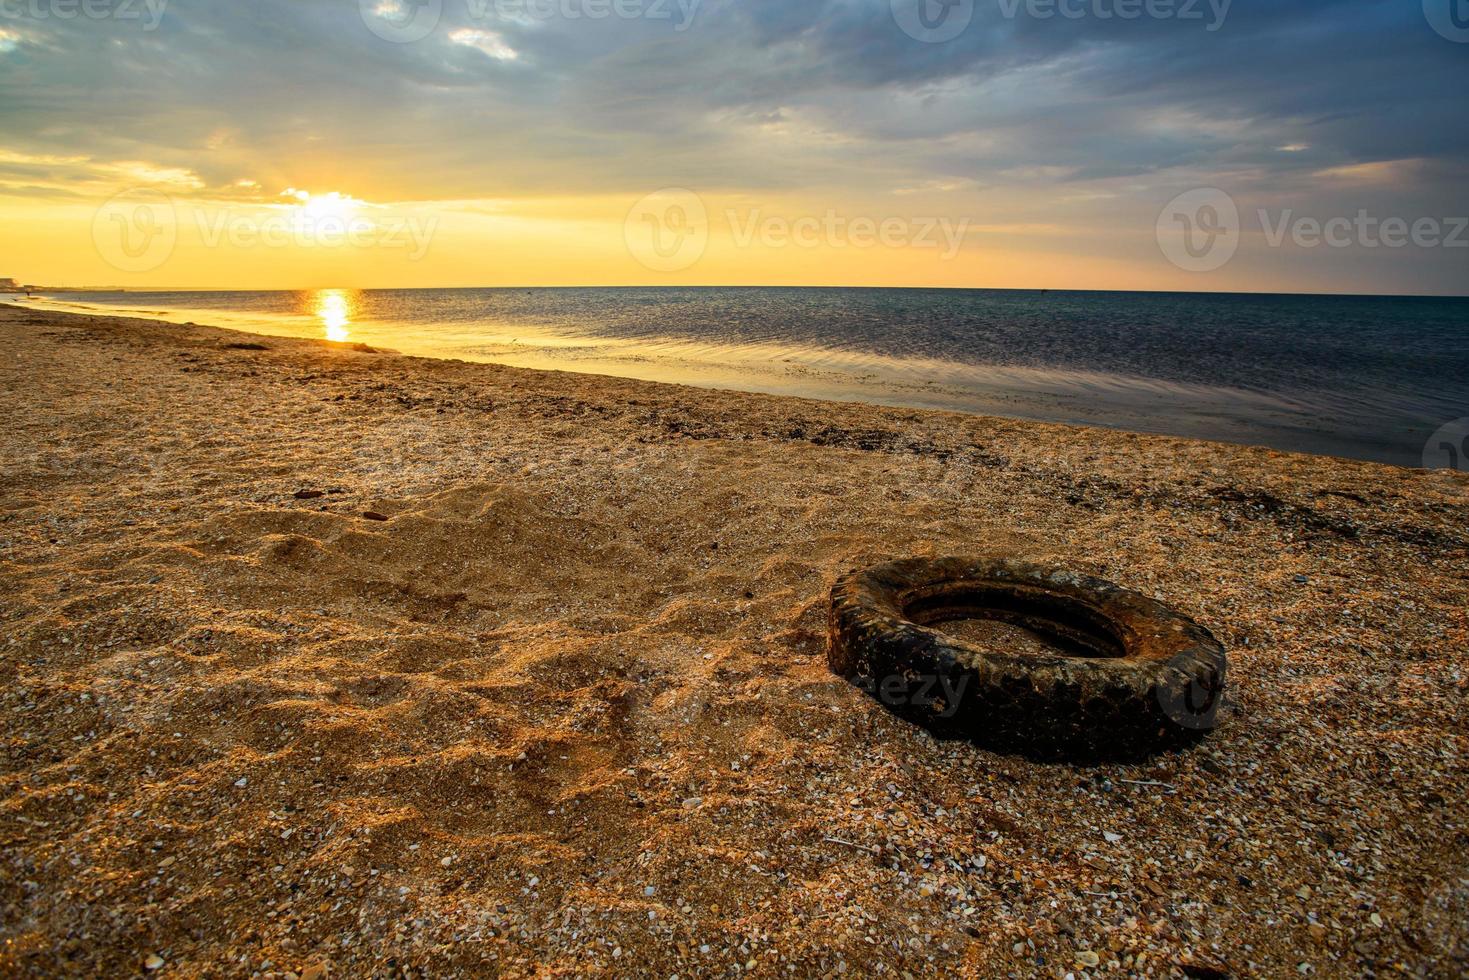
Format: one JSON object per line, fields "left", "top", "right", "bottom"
{"left": 828, "top": 557, "right": 1227, "bottom": 762}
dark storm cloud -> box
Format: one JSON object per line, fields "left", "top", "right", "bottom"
{"left": 0, "top": 0, "right": 1464, "bottom": 199}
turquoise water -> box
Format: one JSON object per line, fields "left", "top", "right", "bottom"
{"left": 13, "top": 287, "right": 1468, "bottom": 467}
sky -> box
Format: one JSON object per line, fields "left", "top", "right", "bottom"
{"left": 1, "top": 0, "right": 1466, "bottom": 293}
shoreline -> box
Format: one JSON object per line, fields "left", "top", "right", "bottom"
{"left": 7, "top": 293, "right": 1451, "bottom": 468}
{"left": 0, "top": 297, "right": 1318, "bottom": 462}
{"left": 13, "top": 284, "right": 1469, "bottom": 300}
{"left": 2, "top": 304, "right": 1466, "bottom": 976}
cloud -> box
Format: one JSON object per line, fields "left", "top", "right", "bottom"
{"left": 3, "top": 1, "right": 1463, "bottom": 191}
{"left": 0, "top": 0, "right": 1464, "bottom": 291}
{"left": 449, "top": 27, "right": 520, "bottom": 61}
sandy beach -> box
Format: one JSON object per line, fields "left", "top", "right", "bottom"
{"left": 1, "top": 303, "right": 1466, "bottom": 977}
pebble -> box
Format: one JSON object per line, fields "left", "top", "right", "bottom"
{"left": 7, "top": 313, "right": 1457, "bottom": 978}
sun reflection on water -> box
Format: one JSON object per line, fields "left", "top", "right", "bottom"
{"left": 314, "top": 289, "right": 354, "bottom": 342}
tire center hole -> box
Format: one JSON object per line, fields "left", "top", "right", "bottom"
{"left": 930, "top": 617, "right": 1064, "bottom": 658}
{"left": 903, "top": 585, "right": 1127, "bottom": 659}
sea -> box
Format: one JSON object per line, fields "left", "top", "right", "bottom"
{"left": 11, "top": 286, "right": 1469, "bottom": 468}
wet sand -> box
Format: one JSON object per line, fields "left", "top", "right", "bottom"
{"left": 1, "top": 304, "right": 1466, "bottom": 977}
{"left": 21, "top": 289, "right": 1452, "bottom": 467}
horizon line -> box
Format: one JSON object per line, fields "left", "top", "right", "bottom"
{"left": 10, "top": 284, "right": 1469, "bottom": 301}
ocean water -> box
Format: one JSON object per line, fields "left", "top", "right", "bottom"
{"left": 13, "top": 286, "right": 1469, "bottom": 467}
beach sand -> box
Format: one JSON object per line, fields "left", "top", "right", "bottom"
{"left": 1, "top": 303, "right": 1466, "bottom": 977}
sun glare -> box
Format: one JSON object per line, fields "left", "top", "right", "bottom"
{"left": 306, "top": 192, "right": 357, "bottom": 221}
{"left": 314, "top": 288, "right": 353, "bottom": 342}
{"left": 285, "top": 189, "right": 362, "bottom": 230}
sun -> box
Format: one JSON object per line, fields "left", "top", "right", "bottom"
{"left": 294, "top": 190, "right": 360, "bottom": 224}
{"left": 281, "top": 188, "right": 363, "bottom": 232}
